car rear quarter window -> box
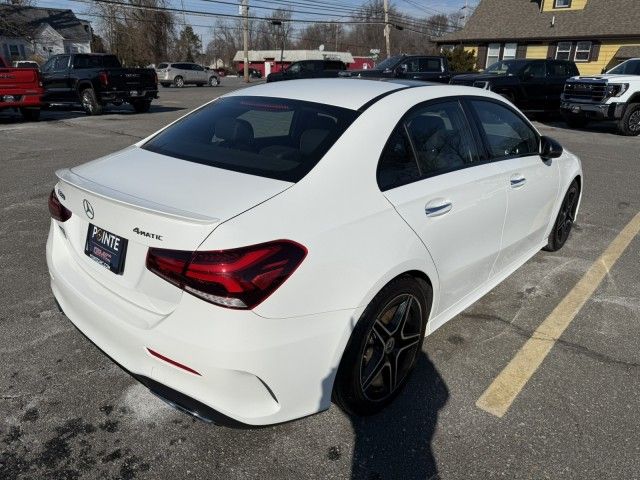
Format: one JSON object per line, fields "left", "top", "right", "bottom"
{"left": 142, "top": 96, "right": 359, "bottom": 182}
{"left": 469, "top": 99, "right": 539, "bottom": 159}
{"left": 377, "top": 125, "right": 421, "bottom": 191}
{"left": 73, "top": 55, "right": 102, "bottom": 69}
{"left": 101, "top": 55, "right": 121, "bottom": 68}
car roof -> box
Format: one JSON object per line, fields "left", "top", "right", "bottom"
{"left": 224, "top": 78, "right": 432, "bottom": 110}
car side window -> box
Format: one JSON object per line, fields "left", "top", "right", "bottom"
{"left": 73, "top": 55, "right": 101, "bottom": 69}
{"left": 193, "top": 64, "right": 204, "bottom": 71}
{"left": 469, "top": 100, "right": 539, "bottom": 159}
{"left": 377, "top": 124, "right": 421, "bottom": 191}
{"left": 405, "top": 101, "right": 480, "bottom": 176}
{"left": 548, "top": 61, "right": 571, "bottom": 77}
{"left": 522, "top": 62, "right": 546, "bottom": 79}
{"left": 53, "top": 55, "right": 70, "bottom": 71}
{"left": 42, "top": 57, "right": 55, "bottom": 72}
{"left": 419, "top": 58, "right": 442, "bottom": 72}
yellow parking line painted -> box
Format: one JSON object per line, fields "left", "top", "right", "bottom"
{"left": 476, "top": 211, "right": 640, "bottom": 418}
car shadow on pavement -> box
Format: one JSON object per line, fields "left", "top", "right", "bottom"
{"left": 326, "top": 352, "right": 448, "bottom": 480}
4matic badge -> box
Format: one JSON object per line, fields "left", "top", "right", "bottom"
{"left": 133, "top": 227, "right": 163, "bottom": 241}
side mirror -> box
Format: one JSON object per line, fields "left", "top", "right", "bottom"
{"left": 540, "top": 136, "right": 563, "bottom": 160}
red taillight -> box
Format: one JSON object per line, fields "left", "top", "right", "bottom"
{"left": 146, "top": 240, "right": 307, "bottom": 309}
{"left": 48, "top": 189, "right": 71, "bottom": 222}
{"left": 98, "top": 70, "right": 109, "bottom": 87}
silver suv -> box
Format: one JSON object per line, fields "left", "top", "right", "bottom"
{"left": 156, "top": 62, "right": 219, "bottom": 88}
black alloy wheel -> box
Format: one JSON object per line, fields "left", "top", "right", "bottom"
{"left": 360, "top": 294, "right": 423, "bottom": 402}
{"left": 334, "top": 276, "right": 430, "bottom": 416}
{"left": 544, "top": 180, "right": 579, "bottom": 252}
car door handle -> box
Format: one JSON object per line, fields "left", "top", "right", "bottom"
{"left": 425, "top": 199, "right": 453, "bottom": 217}
{"left": 510, "top": 175, "right": 526, "bottom": 188}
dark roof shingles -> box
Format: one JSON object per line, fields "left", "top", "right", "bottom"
{"left": 438, "top": 0, "right": 640, "bottom": 42}
{"left": 0, "top": 5, "right": 90, "bottom": 41}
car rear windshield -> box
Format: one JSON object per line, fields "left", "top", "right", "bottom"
{"left": 142, "top": 96, "right": 360, "bottom": 182}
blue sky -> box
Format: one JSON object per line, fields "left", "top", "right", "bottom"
{"left": 35, "top": 0, "right": 473, "bottom": 46}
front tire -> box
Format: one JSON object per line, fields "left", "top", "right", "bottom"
{"left": 80, "top": 88, "right": 103, "bottom": 115}
{"left": 20, "top": 107, "right": 40, "bottom": 121}
{"left": 173, "top": 76, "right": 184, "bottom": 88}
{"left": 617, "top": 103, "right": 640, "bottom": 136}
{"left": 544, "top": 180, "right": 580, "bottom": 252}
{"left": 208, "top": 76, "right": 218, "bottom": 87}
{"left": 333, "top": 276, "right": 431, "bottom": 416}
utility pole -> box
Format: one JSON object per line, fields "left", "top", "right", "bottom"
{"left": 242, "top": 0, "right": 249, "bottom": 83}
{"left": 383, "top": 0, "right": 390, "bottom": 58}
{"left": 461, "top": 0, "right": 469, "bottom": 27}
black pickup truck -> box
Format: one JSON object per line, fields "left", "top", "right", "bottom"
{"left": 41, "top": 53, "right": 158, "bottom": 115}
{"left": 340, "top": 55, "right": 452, "bottom": 83}
{"left": 450, "top": 59, "right": 579, "bottom": 113}
{"left": 266, "top": 60, "right": 347, "bottom": 83}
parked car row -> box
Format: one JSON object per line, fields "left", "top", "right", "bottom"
{"left": 0, "top": 53, "right": 158, "bottom": 120}
{"left": 451, "top": 58, "right": 640, "bottom": 136}
{"left": 261, "top": 54, "right": 639, "bottom": 136}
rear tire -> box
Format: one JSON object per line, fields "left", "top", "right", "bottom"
{"left": 617, "top": 103, "right": 640, "bottom": 136}
{"left": 173, "top": 76, "right": 184, "bottom": 88}
{"left": 20, "top": 107, "right": 40, "bottom": 121}
{"left": 333, "top": 275, "right": 431, "bottom": 416}
{"left": 544, "top": 180, "right": 580, "bottom": 252}
{"left": 80, "top": 88, "right": 103, "bottom": 116}
{"left": 131, "top": 99, "right": 152, "bottom": 113}
{"left": 562, "top": 112, "right": 589, "bottom": 129}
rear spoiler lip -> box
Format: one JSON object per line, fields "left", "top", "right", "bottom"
{"left": 55, "top": 168, "right": 220, "bottom": 225}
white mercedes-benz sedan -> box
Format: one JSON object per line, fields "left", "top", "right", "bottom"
{"left": 47, "top": 79, "right": 582, "bottom": 426}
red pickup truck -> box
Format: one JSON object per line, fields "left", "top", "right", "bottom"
{"left": 0, "top": 56, "right": 43, "bottom": 120}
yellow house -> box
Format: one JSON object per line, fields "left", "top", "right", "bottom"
{"left": 436, "top": 0, "right": 640, "bottom": 75}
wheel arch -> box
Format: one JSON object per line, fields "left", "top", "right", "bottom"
{"left": 625, "top": 94, "right": 640, "bottom": 105}
{"left": 76, "top": 80, "right": 93, "bottom": 94}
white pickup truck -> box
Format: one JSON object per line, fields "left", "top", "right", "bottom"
{"left": 560, "top": 58, "right": 640, "bottom": 136}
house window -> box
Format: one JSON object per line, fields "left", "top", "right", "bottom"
{"left": 9, "top": 44, "right": 20, "bottom": 59}
{"left": 555, "top": 42, "right": 572, "bottom": 60}
{"left": 503, "top": 43, "right": 518, "bottom": 60}
{"left": 486, "top": 43, "right": 501, "bottom": 67}
{"left": 554, "top": 0, "right": 571, "bottom": 7}
{"left": 574, "top": 41, "right": 592, "bottom": 62}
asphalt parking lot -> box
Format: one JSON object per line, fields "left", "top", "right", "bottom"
{"left": 1, "top": 78, "right": 639, "bottom": 480}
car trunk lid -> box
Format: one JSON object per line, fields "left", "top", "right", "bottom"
{"left": 54, "top": 147, "right": 292, "bottom": 317}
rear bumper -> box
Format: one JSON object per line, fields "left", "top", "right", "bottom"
{"left": 0, "top": 91, "right": 42, "bottom": 109}
{"left": 100, "top": 89, "right": 158, "bottom": 102}
{"left": 560, "top": 101, "right": 626, "bottom": 120}
{"left": 46, "top": 221, "right": 354, "bottom": 426}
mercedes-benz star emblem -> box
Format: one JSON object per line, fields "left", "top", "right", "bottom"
{"left": 83, "top": 199, "right": 95, "bottom": 219}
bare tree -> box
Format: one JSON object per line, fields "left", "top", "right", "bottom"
{"left": 93, "top": 0, "right": 175, "bottom": 66}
